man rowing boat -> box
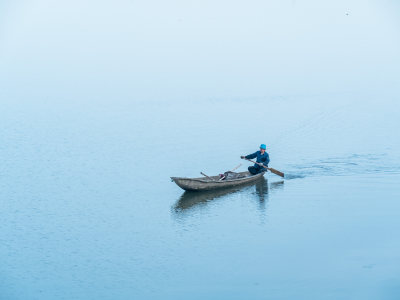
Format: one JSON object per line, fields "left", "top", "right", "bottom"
{"left": 241, "top": 144, "right": 270, "bottom": 175}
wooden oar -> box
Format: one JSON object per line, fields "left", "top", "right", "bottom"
{"left": 244, "top": 158, "right": 284, "bottom": 178}
{"left": 200, "top": 172, "right": 214, "bottom": 181}
{"left": 230, "top": 164, "right": 241, "bottom": 172}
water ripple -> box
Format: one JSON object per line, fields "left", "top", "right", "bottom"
{"left": 284, "top": 153, "right": 400, "bottom": 179}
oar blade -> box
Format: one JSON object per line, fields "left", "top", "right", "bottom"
{"left": 268, "top": 168, "right": 284, "bottom": 178}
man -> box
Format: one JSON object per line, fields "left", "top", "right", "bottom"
{"left": 241, "top": 144, "right": 270, "bottom": 175}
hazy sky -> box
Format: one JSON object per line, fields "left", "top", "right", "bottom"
{"left": 1, "top": 0, "right": 399, "bottom": 102}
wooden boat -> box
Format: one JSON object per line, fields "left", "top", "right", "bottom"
{"left": 171, "top": 171, "right": 265, "bottom": 191}
{"left": 173, "top": 177, "right": 268, "bottom": 211}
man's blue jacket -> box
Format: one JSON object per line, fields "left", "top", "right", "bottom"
{"left": 245, "top": 151, "right": 270, "bottom": 170}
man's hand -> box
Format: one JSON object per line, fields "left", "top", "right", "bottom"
{"left": 240, "top": 156, "right": 245, "bottom": 159}
{"left": 258, "top": 163, "right": 266, "bottom": 168}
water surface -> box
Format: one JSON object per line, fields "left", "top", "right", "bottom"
{"left": 1, "top": 1, "right": 400, "bottom": 299}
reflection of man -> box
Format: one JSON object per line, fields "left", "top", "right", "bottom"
{"left": 241, "top": 144, "right": 270, "bottom": 175}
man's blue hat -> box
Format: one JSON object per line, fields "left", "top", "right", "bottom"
{"left": 260, "top": 144, "right": 266, "bottom": 150}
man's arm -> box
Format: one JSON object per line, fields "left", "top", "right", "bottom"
{"left": 263, "top": 153, "right": 270, "bottom": 167}
{"left": 243, "top": 152, "right": 257, "bottom": 159}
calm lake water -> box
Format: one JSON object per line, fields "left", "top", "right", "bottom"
{"left": 1, "top": 1, "right": 400, "bottom": 299}
{"left": 1, "top": 96, "right": 399, "bottom": 300}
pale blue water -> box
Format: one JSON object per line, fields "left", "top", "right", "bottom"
{"left": 1, "top": 96, "right": 399, "bottom": 300}
{"left": 1, "top": 1, "right": 400, "bottom": 299}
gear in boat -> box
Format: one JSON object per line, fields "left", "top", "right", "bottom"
{"left": 219, "top": 171, "right": 249, "bottom": 180}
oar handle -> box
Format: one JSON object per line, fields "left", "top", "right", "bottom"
{"left": 230, "top": 164, "right": 242, "bottom": 172}
{"left": 200, "top": 172, "right": 214, "bottom": 181}
{"left": 244, "top": 158, "right": 268, "bottom": 169}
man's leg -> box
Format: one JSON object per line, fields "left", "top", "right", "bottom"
{"left": 248, "top": 166, "right": 259, "bottom": 175}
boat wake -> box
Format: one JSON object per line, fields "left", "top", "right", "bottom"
{"left": 283, "top": 153, "right": 400, "bottom": 179}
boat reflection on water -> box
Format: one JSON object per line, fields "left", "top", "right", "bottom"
{"left": 173, "top": 177, "right": 284, "bottom": 213}
{"left": 254, "top": 179, "right": 284, "bottom": 212}
{"left": 270, "top": 180, "right": 284, "bottom": 189}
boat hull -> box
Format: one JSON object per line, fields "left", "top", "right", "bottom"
{"left": 171, "top": 171, "right": 265, "bottom": 191}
